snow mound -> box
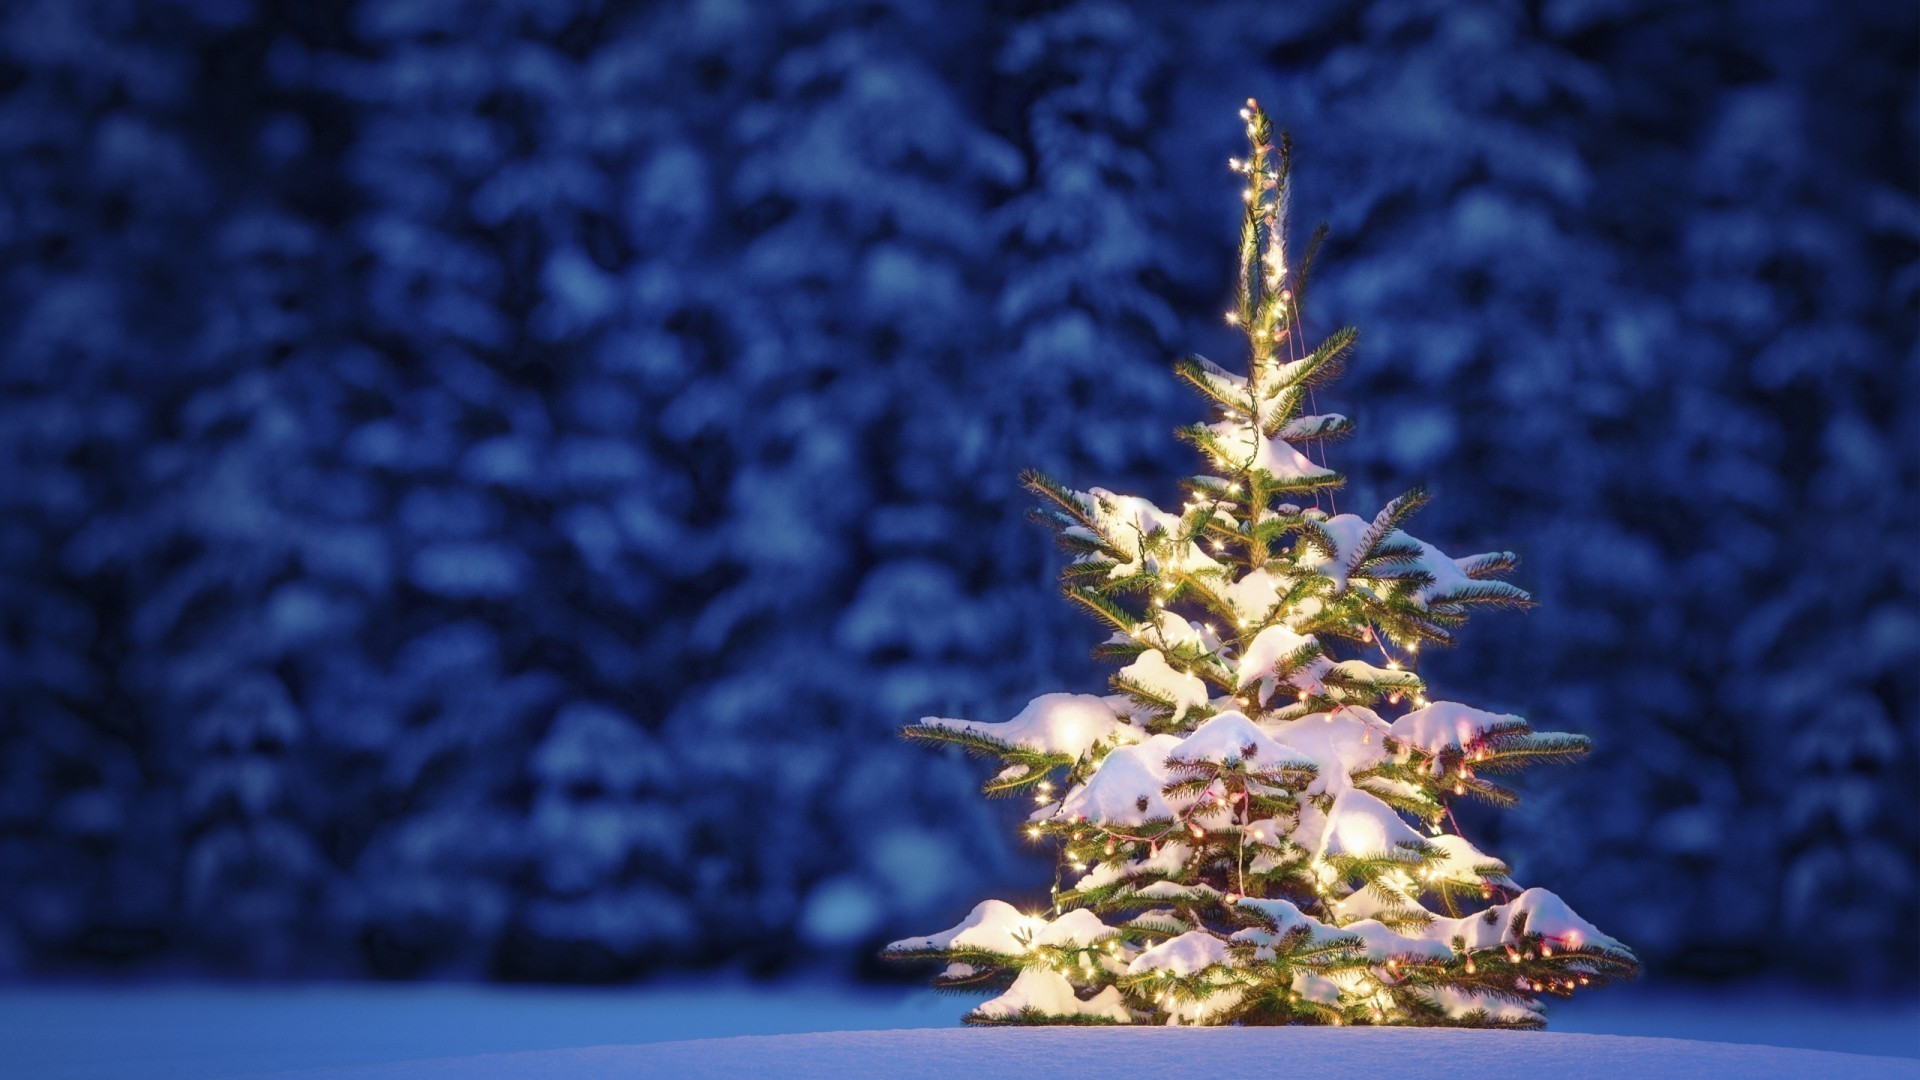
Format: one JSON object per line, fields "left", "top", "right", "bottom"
{"left": 1389, "top": 700, "right": 1528, "bottom": 753}
{"left": 255, "top": 1027, "right": 1920, "bottom": 1079}
{"left": 971, "top": 968, "right": 1130, "bottom": 1024}
{"left": 1313, "top": 788, "right": 1430, "bottom": 861}
{"left": 1168, "top": 710, "right": 1313, "bottom": 770}
{"left": 1115, "top": 649, "right": 1209, "bottom": 721}
{"left": 1234, "top": 625, "right": 1325, "bottom": 697}
{"left": 1126, "top": 930, "right": 1228, "bottom": 976}
{"left": 883, "top": 899, "right": 1040, "bottom": 956}
{"left": 1054, "top": 734, "right": 1183, "bottom": 826}
{"left": 1428, "top": 887, "right": 1632, "bottom": 957}
{"left": 919, "top": 693, "right": 1139, "bottom": 759}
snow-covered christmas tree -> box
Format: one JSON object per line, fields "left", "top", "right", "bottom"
{"left": 886, "top": 101, "right": 1637, "bottom": 1027}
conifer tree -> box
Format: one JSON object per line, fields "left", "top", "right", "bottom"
{"left": 887, "top": 102, "right": 1637, "bottom": 1027}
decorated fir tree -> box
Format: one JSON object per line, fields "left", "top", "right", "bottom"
{"left": 885, "top": 101, "right": 1637, "bottom": 1028}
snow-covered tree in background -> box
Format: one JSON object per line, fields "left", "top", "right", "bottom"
{"left": 981, "top": 0, "right": 1187, "bottom": 697}
{"left": 889, "top": 103, "right": 1636, "bottom": 1026}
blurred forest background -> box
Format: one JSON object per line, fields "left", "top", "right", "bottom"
{"left": 0, "top": 0, "right": 1914, "bottom": 995}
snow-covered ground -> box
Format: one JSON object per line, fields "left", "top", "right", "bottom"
{"left": 262, "top": 1028, "right": 1920, "bottom": 1080}
{"left": 0, "top": 978, "right": 1913, "bottom": 1079}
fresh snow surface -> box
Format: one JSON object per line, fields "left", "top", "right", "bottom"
{"left": 1222, "top": 567, "right": 1281, "bottom": 622}
{"left": 3, "top": 981, "right": 1914, "bottom": 1079}
{"left": 971, "top": 968, "right": 1130, "bottom": 1023}
{"left": 1225, "top": 898, "right": 1453, "bottom": 967}
{"left": 1053, "top": 734, "right": 1184, "bottom": 825}
{"left": 1389, "top": 700, "right": 1528, "bottom": 753}
{"left": 1314, "top": 787, "right": 1430, "bottom": 861}
{"left": 253, "top": 1026, "right": 1920, "bottom": 1080}
{"left": 1168, "top": 710, "right": 1312, "bottom": 771}
{"left": 1032, "top": 908, "right": 1116, "bottom": 948}
{"left": 919, "top": 692, "right": 1137, "bottom": 759}
{"left": 1126, "top": 930, "right": 1228, "bottom": 977}
{"left": 1265, "top": 710, "right": 1391, "bottom": 795}
{"left": 1204, "top": 420, "right": 1335, "bottom": 484}
{"left": 1073, "top": 840, "right": 1190, "bottom": 891}
{"left": 1428, "top": 887, "right": 1630, "bottom": 956}
{"left": 1407, "top": 537, "right": 1486, "bottom": 605}
{"left": 1301, "top": 513, "right": 1372, "bottom": 591}
{"left": 1234, "top": 624, "right": 1324, "bottom": 698}
{"left": 1075, "top": 488, "right": 1221, "bottom": 580}
{"left": 884, "top": 899, "right": 1039, "bottom": 956}
{"left": 1116, "top": 649, "right": 1209, "bottom": 721}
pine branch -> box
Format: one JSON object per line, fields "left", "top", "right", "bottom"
{"left": 1474, "top": 731, "right": 1593, "bottom": 772}
{"left": 1350, "top": 485, "right": 1428, "bottom": 575}
{"left": 1422, "top": 580, "right": 1535, "bottom": 610}
{"left": 1454, "top": 550, "right": 1520, "bottom": 580}
{"left": 1064, "top": 584, "right": 1137, "bottom": 636}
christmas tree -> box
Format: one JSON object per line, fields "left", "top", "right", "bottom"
{"left": 886, "top": 101, "right": 1638, "bottom": 1027}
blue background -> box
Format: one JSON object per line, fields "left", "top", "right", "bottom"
{"left": 0, "top": 0, "right": 1913, "bottom": 995}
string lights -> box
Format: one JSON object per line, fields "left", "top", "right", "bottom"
{"left": 886, "top": 96, "right": 1634, "bottom": 1029}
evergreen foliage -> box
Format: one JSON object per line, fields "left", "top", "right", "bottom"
{"left": 889, "top": 102, "right": 1637, "bottom": 1027}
